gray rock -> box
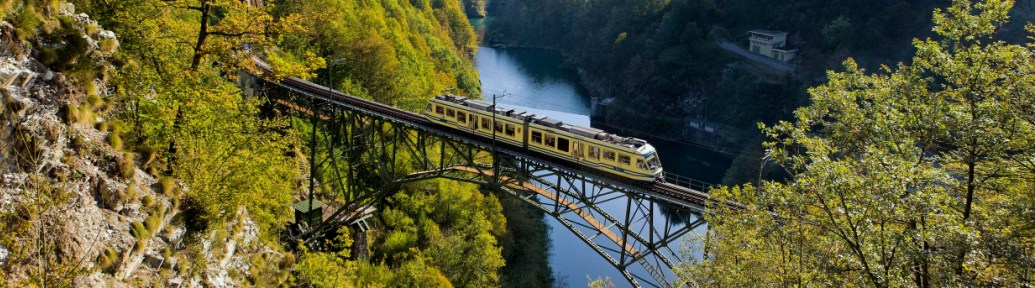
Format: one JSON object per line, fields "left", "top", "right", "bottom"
{"left": 143, "top": 254, "right": 165, "bottom": 269}
{"left": 0, "top": 244, "right": 8, "bottom": 265}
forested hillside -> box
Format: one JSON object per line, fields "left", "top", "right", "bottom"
{"left": 273, "top": 0, "right": 481, "bottom": 109}
{"left": 0, "top": 0, "right": 525, "bottom": 286}
{"left": 682, "top": 0, "right": 1035, "bottom": 286}
{"left": 486, "top": 0, "right": 1035, "bottom": 133}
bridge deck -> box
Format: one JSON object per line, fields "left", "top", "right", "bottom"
{"left": 257, "top": 68, "right": 741, "bottom": 211}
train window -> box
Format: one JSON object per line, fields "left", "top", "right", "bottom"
{"left": 505, "top": 124, "right": 516, "bottom": 136}
{"left": 495, "top": 121, "right": 504, "bottom": 133}
{"left": 638, "top": 159, "right": 647, "bottom": 170}
{"left": 589, "top": 146, "right": 600, "bottom": 159}
{"left": 435, "top": 105, "right": 444, "bottom": 114}
{"left": 618, "top": 155, "right": 631, "bottom": 165}
{"left": 603, "top": 150, "right": 616, "bottom": 162}
{"left": 481, "top": 117, "right": 491, "bottom": 130}
{"left": 532, "top": 131, "right": 543, "bottom": 144}
{"left": 557, "top": 137, "right": 570, "bottom": 152}
{"left": 457, "top": 111, "right": 466, "bottom": 123}
{"left": 446, "top": 108, "right": 455, "bottom": 117}
{"left": 545, "top": 135, "right": 556, "bottom": 147}
{"left": 471, "top": 116, "right": 478, "bottom": 127}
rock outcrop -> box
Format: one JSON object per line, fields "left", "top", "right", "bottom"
{"left": 0, "top": 4, "right": 272, "bottom": 286}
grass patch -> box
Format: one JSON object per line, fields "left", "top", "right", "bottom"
{"left": 144, "top": 208, "right": 165, "bottom": 235}
{"left": 86, "top": 93, "right": 102, "bottom": 108}
{"left": 158, "top": 177, "right": 175, "bottom": 195}
{"left": 119, "top": 152, "right": 135, "bottom": 179}
{"left": 11, "top": 6, "right": 43, "bottom": 42}
{"left": 141, "top": 195, "right": 154, "bottom": 208}
{"left": 71, "top": 134, "right": 85, "bottom": 147}
{"left": 163, "top": 247, "right": 173, "bottom": 262}
{"left": 59, "top": 103, "right": 80, "bottom": 124}
{"left": 123, "top": 184, "right": 138, "bottom": 204}
{"left": 61, "top": 103, "right": 98, "bottom": 126}
{"left": 108, "top": 131, "right": 122, "bottom": 151}
{"left": 130, "top": 221, "right": 148, "bottom": 239}
{"left": 95, "top": 246, "right": 120, "bottom": 273}
{"left": 98, "top": 38, "right": 117, "bottom": 54}
{"left": 95, "top": 121, "right": 109, "bottom": 132}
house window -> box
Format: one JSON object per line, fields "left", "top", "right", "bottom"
{"left": 544, "top": 135, "right": 556, "bottom": 147}
{"left": 557, "top": 137, "right": 569, "bottom": 152}
{"left": 531, "top": 131, "right": 543, "bottom": 144}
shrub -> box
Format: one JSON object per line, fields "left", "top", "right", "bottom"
{"left": 141, "top": 195, "right": 154, "bottom": 207}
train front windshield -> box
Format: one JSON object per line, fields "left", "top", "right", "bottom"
{"left": 646, "top": 153, "right": 662, "bottom": 170}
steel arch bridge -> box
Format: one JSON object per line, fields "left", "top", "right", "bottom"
{"left": 239, "top": 70, "right": 736, "bottom": 288}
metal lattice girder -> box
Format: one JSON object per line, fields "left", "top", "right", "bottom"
{"left": 249, "top": 73, "right": 710, "bottom": 288}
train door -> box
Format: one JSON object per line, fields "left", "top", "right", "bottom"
{"left": 573, "top": 142, "right": 582, "bottom": 161}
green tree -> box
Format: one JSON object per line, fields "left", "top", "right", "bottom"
{"left": 373, "top": 180, "right": 506, "bottom": 287}
{"left": 682, "top": 0, "right": 1035, "bottom": 286}
{"left": 821, "top": 15, "right": 856, "bottom": 49}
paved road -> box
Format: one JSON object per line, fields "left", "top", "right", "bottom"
{"left": 717, "top": 41, "right": 796, "bottom": 73}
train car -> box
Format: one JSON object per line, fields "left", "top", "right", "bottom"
{"left": 423, "top": 94, "right": 663, "bottom": 182}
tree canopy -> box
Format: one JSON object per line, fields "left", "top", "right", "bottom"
{"left": 682, "top": 0, "right": 1035, "bottom": 286}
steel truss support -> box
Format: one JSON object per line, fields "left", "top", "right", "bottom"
{"left": 254, "top": 75, "right": 706, "bottom": 288}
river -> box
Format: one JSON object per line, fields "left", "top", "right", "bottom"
{"left": 474, "top": 37, "right": 733, "bottom": 286}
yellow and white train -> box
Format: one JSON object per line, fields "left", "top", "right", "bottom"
{"left": 424, "top": 94, "right": 663, "bottom": 182}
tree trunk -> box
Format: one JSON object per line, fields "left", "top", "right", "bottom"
{"left": 191, "top": 2, "right": 211, "bottom": 71}
{"left": 956, "top": 154, "right": 977, "bottom": 276}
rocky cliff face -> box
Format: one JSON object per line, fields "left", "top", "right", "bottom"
{"left": 463, "top": 0, "right": 488, "bottom": 18}
{"left": 0, "top": 5, "right": 276, "bottom": 287}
